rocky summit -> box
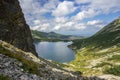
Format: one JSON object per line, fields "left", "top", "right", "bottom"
{"left": 0, "top": 0, "right": 37, "bottom": 56}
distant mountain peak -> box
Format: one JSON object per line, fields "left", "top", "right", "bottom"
{"left": 49, "top": 31, "right": 55, "bottom": 33}
{"left": 49, "top": 31, "right": 56, "bottom": 34}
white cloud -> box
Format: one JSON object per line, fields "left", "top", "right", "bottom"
{"left": 19, "top": 0, "right": 60, "bottom": 25}
{"left": 19, "top": 0, "right": 41, "bottom": 14}
{"left": 87, "top": 20, "right": 103, "bottom": 25}
{"left": 74, "top": 23, "right": 86, "bottom": 30}
{"left": 64, "top": 21, "right": 74, "bottom": 27}
{"left": 74, "top": 0, "right": 120, "bottom": 21}
{"left": 52, "top": 1, "right": 76, "bottom": 17}
{"left": 89, "top": 0, "right": 120, "bottom": 14}
{"left": 31, "top": 26, "right": 40, "bottom": 30}
{"left": 38, "top": 0, "right": 59, "bottom": 14}
{"left": 54, "top": 17, "right": 68, "bottom": 23}
{"left": 53, "top": 25, "right": 61, "bottom": 31}
{"left": 73, "top": 9, "right": 98, "bottom": 21}
{"left": 52, "top": 21, "right": 86, "bottom": 31}
{"left": 75, "top": 0, "right": 91, "bottom": 4}
{"left": 19, "top": 0, "right": 120, "bottom": 36}
{"left": 32, "top": 23, "right": 51, "bottom": 32}
{"left": 87, "top": 20, "right": 105, "bottom": 28}
{"left": 33, "top": 20, "right": 41, "bottom": 25}
{"left": 40, "top": 23, "right": 51, "bottom": 31}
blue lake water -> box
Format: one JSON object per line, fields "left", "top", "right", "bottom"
{"left": 35, "top": 42, "right": 75, "bottom": 63}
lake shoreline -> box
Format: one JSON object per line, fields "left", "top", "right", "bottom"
{"left": 35, "top": 41, "right": 75, "bottom": 63}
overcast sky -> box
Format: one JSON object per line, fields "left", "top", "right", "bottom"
{"left": 19, "top": 0, "right": 120, "bottom": 36}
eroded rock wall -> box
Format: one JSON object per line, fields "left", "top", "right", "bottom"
{"left": 0, "top": 0, "right": 37, "bottom": 56}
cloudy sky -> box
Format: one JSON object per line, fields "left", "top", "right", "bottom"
{"left": 19, "top": 0, "right": 120, "bottom": 36}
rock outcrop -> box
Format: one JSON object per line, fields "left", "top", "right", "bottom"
{"left": 0, "top": 0, "right": 37, "bottom": 56}
{"left": 0, "top": 54, "right": 40, "bottom": 80}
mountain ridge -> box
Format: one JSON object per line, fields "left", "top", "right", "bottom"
{"left": 71, "top": 17, "right": 120, "bottom": 49}
{"left": 32, "top": 30, "right": 84, "bottom": 42}
{"left": 65, "top": 17, "right": 120, "bottom": 77}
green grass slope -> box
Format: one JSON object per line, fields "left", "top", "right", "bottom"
{"left": 0, "top": 75, "right": 11, "bottom": 80}
{"left": 65, "top": 17, "right": 120, "bottom": 76}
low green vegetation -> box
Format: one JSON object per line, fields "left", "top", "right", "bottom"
{"left": 65, "top": 48, "right": 102, "bottom": 76}
{"left": 104, "top": 65, "right": 120, "bottom": 76}
{"left": 65, "top": 47, "right": 120, "bottom": 76}
{"left": 0, "top": 75, "right": 11, "bottom": 80}
{"left": 108, "top": 55, "right": 120, "bottom": 62}
{"left": 51, "top": 60, "right": 69, "bottom": 67}
{"left": 94, "top": 62, "right": 112, "bottom": 68}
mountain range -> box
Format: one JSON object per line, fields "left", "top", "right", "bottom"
{"left": 32, "top": 30, "right": 84, "bottom": 42}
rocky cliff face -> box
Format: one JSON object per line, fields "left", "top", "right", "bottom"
{"left": 0, "top": 0, "right": 37, "bottom": 56}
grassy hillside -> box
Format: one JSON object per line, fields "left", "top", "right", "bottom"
{"left": 31, "top": 30, "right": 84, "bottom": 42}
{"left": 71, "top": 17, "right": 120, "bottom": 49}
{"left": 0, "top": 75, "right": 11, "bottom": 80}
{"left": 65, "top": 17, "right": 120, "bottom": 76}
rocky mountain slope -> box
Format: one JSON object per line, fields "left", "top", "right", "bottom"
{"left": 32, "top": 30, "right": 84, "bottom": 42}
{"left": 0, "top": 40, "right": 103, "bottom": 80}
{"left": 0, "top": 0, "right": 37, "bottom": 56}
{"left": 65, "top": 17, "right": 120, "bottom": 79}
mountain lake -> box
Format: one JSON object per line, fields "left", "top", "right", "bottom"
{"left": 35, "top": 41, "right": 75, "bottom": 63}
